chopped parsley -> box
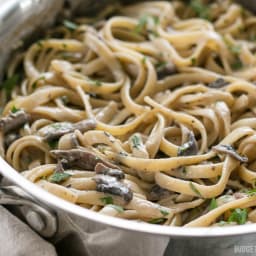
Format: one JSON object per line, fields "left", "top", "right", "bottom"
{"left": 135, "top": 15, "right": 149, "bottom": 34}
{"left": 108, "top": 204, "right": 124, "bottom": 213}
{"left": 160, "top": 208, "right": 169, "bottom": 216}
{"left": 49, "top": 172, "right": 71, "bottom": 183}
{"left": 36, "top": 40, "right": 43, "bottom": 48}
{"left": 229, "top": 45, "right": 241, "bottom": 55}
{"left": 134, "top": 15, "right": 159, "bottom": 35}
{"left": 228, "top": 208, "right": 247, "bottom": 225}
{"left": 100, "top": 196, "right": 113, "bottom": 205}
{"left": 60, "top": 95, "right": 69, "bottom": 105}
{"left": 209, "top": 198, "right": 217, "bottom": 211}
{"left": 89, "top": 79, "right": 102, "bottom": 86}
{"left": 63, "top": 20, "right": 78, "bottom": 31}
{"left": 182, "top": 167, "right": 187, "bottom": 175}
{"left": 11, "top": 105, "right": 20, "bottom": 113}
{"left": 131, "top": 134, "right": 141, "bottom": 149}
{"left": 155, "top": 60, "right": 167, "bottom": 70}
{"left": 178, "top": 144, "right": 189, "bottom": 156}
{"left": 1, "top": 74, "right": 20, "bottom": 98}
{"left": 32, "top": 76, "right": 45, "bottom": 89}
{"left": 142, "top": 56, "right": 147, "bottom": 64}
{"left": 190, "top": 0, "right": 210, "bottom": 20}
{"left": 148, "top": 218, "right": 166, "bottom": 224}
{"left": 245, "top": 188, "right": 256, "bottom": 197}
{"left": 47, "top": 139, "right": 58, "bottom": 149}
{"left": 191, "top": 58, "right": 196, "bottom": 66}
{"left": 189, "top": 182, "right": 202, "bottom": 197}
{"left": 231, "top": 59, "right": 243, "bottom": 70}
{"left": 223, "top": 38, "right": 243, "bottom": 70}
{"left": 218, "top": 220, "right": 228, "bottom": 226}
{"left": 152, "top": 16, "right": 160, "bottom": 25}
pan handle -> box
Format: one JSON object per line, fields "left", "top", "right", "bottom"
{"left": 0, "top": 183, "right": 57, "bottom": 238}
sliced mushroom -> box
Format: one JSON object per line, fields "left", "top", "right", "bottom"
{"left": 39, "top": 119, "right": 96, "bottom": 142}
{"left": 148, "top": 184, "right": 172, "bottom": 201}
{"left": 55, "top": 160, "right": 65, "bottom": 173}
{"left": 93, "top": 174, "right": 133, "bottom": 202}
{"left": 0, "top": 110, "right": 30, "bottom": 134}
{"left": 177, "top": 132, "right": 198, "bottom": 156}
{"left": 4, "top": 133, "right": 20, "bottom": 148}
{"left": 50, "top": 147, "right": 117, "bottom": 171}
{"left": 95, "top": 163, "right": 124, "bottom": 180}
{"left": 207, "top": 78, "right": 229, "bottom": 88}
{"left": 212, "top": 144, "right": 248, "bottom": 163}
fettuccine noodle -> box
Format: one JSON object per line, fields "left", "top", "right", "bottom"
{"left": 1, "top": 0, "right": 256, "bottom": 227}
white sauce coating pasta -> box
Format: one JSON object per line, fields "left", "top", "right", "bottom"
{"left": 2, "top": 0, "right": 256, "bottom": 227}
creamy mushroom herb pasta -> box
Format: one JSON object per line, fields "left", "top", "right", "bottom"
{"left": 2, "top": 0, "right": 256, "bottom": 227}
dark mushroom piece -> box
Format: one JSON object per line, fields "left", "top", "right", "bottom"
{"left": 156, "top": 62, "right": 177, "bottom": 80}
{"left": 50, "top": 147, "right": 118, "bottom": 171}
{"left": 207, "top": 78, "right": 229, "bottom": 89}
{"left": 4, "top": 133, "right": 20, "bottom": 148}
{"left": 70, "top": 133, "right": 80, "bottom": 148}
{"left": 0, "top": 110, "right": 30, "bottom": 134}
{"left": 55, "top": 160, "right": 66, "bottom": 173}
{"left": 39, "top": 118, "right": 96, "bottom": 142}
{"left": 95, "top": 163, "right": 124, "bottom": 180}
{"left": 148, "top": 184, "right": 172, "bottom": 202}
{"left": 212, "top": 144, "right": 248, "bottom": 163}
{"left": 93, "top": 174, "right": 133, "bottom": 203}
{"left": 177, "top": 131, "right": 198, "bottom": 156}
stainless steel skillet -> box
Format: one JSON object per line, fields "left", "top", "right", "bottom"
{"left": 0, "top": 1, "right": 256, "bottom": 254}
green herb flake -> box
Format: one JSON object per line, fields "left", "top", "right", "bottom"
{"left": 218, "top": 220, "right": 228, "bottom": 226}
{"left": 155, "top": 60, "right": 167, "bottom": 70}
{"left": 190, "top": 0, "right": 210, "bottom": 20}
{"left": 245, "top": 188, "right": 256, "bottom": 197}
{"left": 47, "top": 140, "right": 58, "bottom": 149}
{"left": 191, "top": 58, "right": 196, "bottom": 66}
{"left": 89, "top": 79, "right": 102, "bottom": 86}
{"left": 1, "top": 74, "right": 20, "bottom": 98}
{"left": 11, "top": 105, "right": 20, "bottom": 113}
{"left": 148, "top": 30, "right": 159, "bottom": 38}
{"left": 32, "top": 76, "right": 45, "bottom": 89}
{"left": 152, "top": 16, "right": 160, "bottom": 25}
{"left": 49, "top": 172, "right": 71, "bottom": 183}
{"left": 95, "top": 80, "right": 102, "bottom": 86}
{"left": 228, "top": 208, "right": 247, "bottom": 225}
{"left": 178, "top": 145, "right": 188, "bottom": 156}
{"left": 148, "top": 218, "right": 166, "bottom": 224}
{"left": 249, "top": 34, "right": 256, "bottom": 41}
{"left": 189, "top": 181, "right": 202, "bottom": 197}
{"left": 135, "top": 15, "right": 148, "bottom": 34}
{"left": 229, "top": 45, "right": 241, "bottom": 55}
{"left": 63, "top": 20, "right": 78, "bottom": 31}
{"left": 62, "top": 43, "right": 67, "bottom": 49}
{"left": 36, "top": 40, "right": 43, "bottom": 48}
{"left": 100, "top": 196, "right": 113, "bottom": 205}
{"left": 109, "top": 204, "right": 124, "bottom": 213}
{"left": 231, "top": 59, "right": 243, "bottom": 70}
{"left": 182, "top": 167, "right": 187, "bottom": 175}
{"left": 160, "top": 208, "right": 169, "bottom": 216}
{"left": 142, "top": 56, "right": 147, "bottom": 64}
{"left": 131, "top": 134, "right": 141, "bottom": 149}
{"left": 60, "top": 95, "right": 69, "bottom": 105}
{"left": 209, "top": 198, "right": 218, "bottom": 211}
{"left": 134, "top": 15, "right": 159, "bottom": 34}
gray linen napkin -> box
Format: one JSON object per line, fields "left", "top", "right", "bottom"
{"left": 0, "top": 179, "right": 169, "bottom": 256}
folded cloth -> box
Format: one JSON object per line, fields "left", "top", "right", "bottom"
{"left": 0, "top": 180, "right": 169, "bottom": 256}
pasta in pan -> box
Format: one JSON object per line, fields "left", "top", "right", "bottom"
{"left": 2, "top": 0, "right": 256, "bottom": 227}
